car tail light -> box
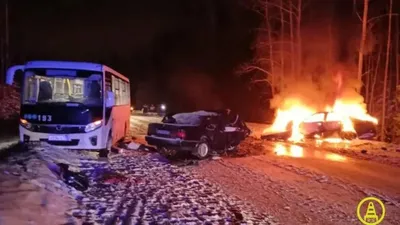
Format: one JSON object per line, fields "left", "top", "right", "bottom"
{"left": 176, "top": 130, "right": 186, "bottom": 139}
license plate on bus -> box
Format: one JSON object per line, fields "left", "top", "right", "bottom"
{"left": 156, "top": 129, "right": 170, "bottom": 135}
{"left": 48, "top": 135, "right": 69, "bottom": 141}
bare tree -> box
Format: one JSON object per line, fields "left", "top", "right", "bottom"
{"left": 369, "top": 40, "right": 383, "bottom": 113}
{"left": 365, "top": 54, "right": 372, "bottom": 104}
{"left": 238, "top": 0, "right": 303, "bottom": 93}
{"left": 289, "top": 1, "right": 295, "bottom": 76}
{"left": 265, "top": 3, "right": 276, "bottom": 94}
{"left": 296, "top": 0, "right": 302, "bottom": 75}
{"left": 380, "top": 0, "right": 393, "bottom": 140}
{"left": 356, "top": 0, "right": 369, "bottom": 85}
{"left": 279, "top": 0, "right": 285, "bottom": 90}
{"left": 396, "top": 16, "right": 399, "bottom": 98}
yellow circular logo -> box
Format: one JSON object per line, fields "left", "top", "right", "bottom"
{"left": 357, "top": 197, "right": 386, "bottom": 225}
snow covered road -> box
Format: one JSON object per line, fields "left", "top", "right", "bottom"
{"left": 68, "top": 151, "right": 274, "bottom": 224}
{"left": 0, "top": 115, "right": 276, "bottom": 225}
{"left": 1, "top": 114, "right": 400, "bottom": 225}
{"left": 193, "top": 139, "right": 400, "bottom": 225}
{"left": 130, "top": 115, "right": 400, "bottom": 224}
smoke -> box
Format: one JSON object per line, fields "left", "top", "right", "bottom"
{"left": 269, "top": 18, "right": 366, "bottom": 113}
{"left": 168, "top": 71, "right": 223, "bottom": 111}
{"left": 271, "top": 65, "right": 364, "bottom": 113}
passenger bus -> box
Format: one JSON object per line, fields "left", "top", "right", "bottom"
{"left": 5, "top": 61, "right": 131, "bottom": 157}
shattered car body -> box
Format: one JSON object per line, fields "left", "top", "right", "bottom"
{"left": 263, "top": 111, "right": 377, "bottom": 141}
{"left": 298, "top": 112, "right": 350, "bottom": 138}
{"left": 299, "top": 111, "right": 377, "bottom": 139}
{"left": 145, "top": 110, "right": 251, "bottom": 159}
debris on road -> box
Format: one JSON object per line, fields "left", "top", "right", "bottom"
{"left": 47, "top": 162, "right": 89, "bottom": 191}
{"left": 360, "top": 149, "right": 368, "bottom": 154}
{"left": 212, "top": 156, "right": 222, "bottom": 160}
{"left": 261, "top": 131, "right": 291, "bottom": 141}
{"left": 126, "top": 142, "right": 141, "bottom": 150}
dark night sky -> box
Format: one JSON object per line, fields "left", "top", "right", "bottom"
{"left": 6, "top": 0, "right": 263, "bottom": 119}
{"left": 2, "top": 0, "right": 398, "bottom": 122}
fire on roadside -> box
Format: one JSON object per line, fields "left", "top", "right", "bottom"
{"left": 264, "top": 99, "right": 378, "bottom": 143}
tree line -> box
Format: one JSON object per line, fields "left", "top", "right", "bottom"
{"left": 239, "top": 0, "right": 400, "bottom": 142}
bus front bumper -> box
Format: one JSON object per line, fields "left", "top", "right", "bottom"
{"left": 19, "top": 126, "right": 105, "bottom": 150}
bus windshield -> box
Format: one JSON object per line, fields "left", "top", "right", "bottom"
{"left": 22, "top": 68, "right": 103, "bottom": 106}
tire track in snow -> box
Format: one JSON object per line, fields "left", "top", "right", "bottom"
{"left": 68, "top": 152, "right": 276, "bottom": 224}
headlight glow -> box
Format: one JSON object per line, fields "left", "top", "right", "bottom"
{"left": 85, "top": 120, "right": 102, "bottom": 132}
{"left": 160, "top": 104, "right": 166, "bottom": 111}
{"left": 20, "top": 118, "right": 33, "bottom": 130}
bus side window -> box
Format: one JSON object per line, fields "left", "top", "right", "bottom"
{"left": 105, "top": 71, "right": 112, "bottom": 92}
{"left": 111, "top": 75, "right": 120, "bottom": 105}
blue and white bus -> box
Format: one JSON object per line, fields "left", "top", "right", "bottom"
{"left": 6, "top": 61, "right": 131, "bottom": 156}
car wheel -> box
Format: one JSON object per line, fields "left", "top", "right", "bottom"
{"left": 339, "top": 131, "right": 357, "bottom": 140}
{"left": 193, "top": 138, "right": 210, "bottom": 159}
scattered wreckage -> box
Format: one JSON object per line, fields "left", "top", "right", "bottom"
{"left": 145, "top": 110, "right": 251, "bottom": 159}
{"left": 262, "top": 111, "right": 377, "bottom": 141}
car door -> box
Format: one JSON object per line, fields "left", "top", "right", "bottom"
{"left": 223, "top": 113, "right": 246, "bottom": 148}
{"left": 324, "top": 112, "right": 342, "bottom": 131}
{"left": 300, "top": 112, "right": 326, "bottom": 135}
{"left": 205, "top": 115, "right": 227, "bottom": 150}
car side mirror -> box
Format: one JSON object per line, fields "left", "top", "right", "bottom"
{"left": 6, "top": 65, "right": 25, "bottom": 85}
{"left": 106, "top": 91, "right": 115, "bottom": 108}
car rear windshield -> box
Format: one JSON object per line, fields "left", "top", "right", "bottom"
{"left": 171, "top": 111, "right": 218, "bottom": 125}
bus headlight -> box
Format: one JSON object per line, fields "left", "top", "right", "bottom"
{"left": 20, "top": 119, "right": 33, "bottom": 130}
{"left": 85, "top": 120, "right": 102, "bottom": 133}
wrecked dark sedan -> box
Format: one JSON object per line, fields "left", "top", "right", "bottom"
{"left": 145, "top": 110, "right": 251, "bottom": 159}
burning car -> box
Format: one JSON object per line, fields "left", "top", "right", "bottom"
{"left": 145, "top": 110, "right": 251, "bottom": 159}
{"left": 291, "top": 111, "right": 363, "bottom": 139}
{"left": 262, "top": 110, "right": 377, "bottom": 142}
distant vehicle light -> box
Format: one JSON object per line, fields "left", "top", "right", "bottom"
{"left": 160, "top": 104, "right": 166, "bottom": 111}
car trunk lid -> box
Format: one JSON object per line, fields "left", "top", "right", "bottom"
{"left": 147, "top": 123, "right": 197, "bottom": 139}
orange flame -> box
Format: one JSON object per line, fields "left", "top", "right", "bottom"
{"left": 264, "top": 70, "right": 378, "bottom": 143}
{"left": 265, "top": 99, "right": 378, "bottom": 143}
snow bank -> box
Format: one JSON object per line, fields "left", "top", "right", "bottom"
{"left": 0, "top": 137, "right": 19, "bottom": 152}
{"left": 0, "top": 148, "right": 81, "bottom": 224}
{"left": 172, "top": 111, "right": 218, "bottom": 125}
{"left": 0, "top": 145, "right": 105, "bottom": 224}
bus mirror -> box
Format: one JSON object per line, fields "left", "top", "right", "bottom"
{"left": 6, "top": 65, "right": 25, "bottom": 85}
{"left": 106, "top": 91, "right": 115, "bottom": 108}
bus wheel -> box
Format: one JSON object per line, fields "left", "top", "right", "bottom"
{"left": 99, "top": 149, "right": 108, "bottom": 158}
{"left": 99, "top": 134, "right": 112, "bottom": 158}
